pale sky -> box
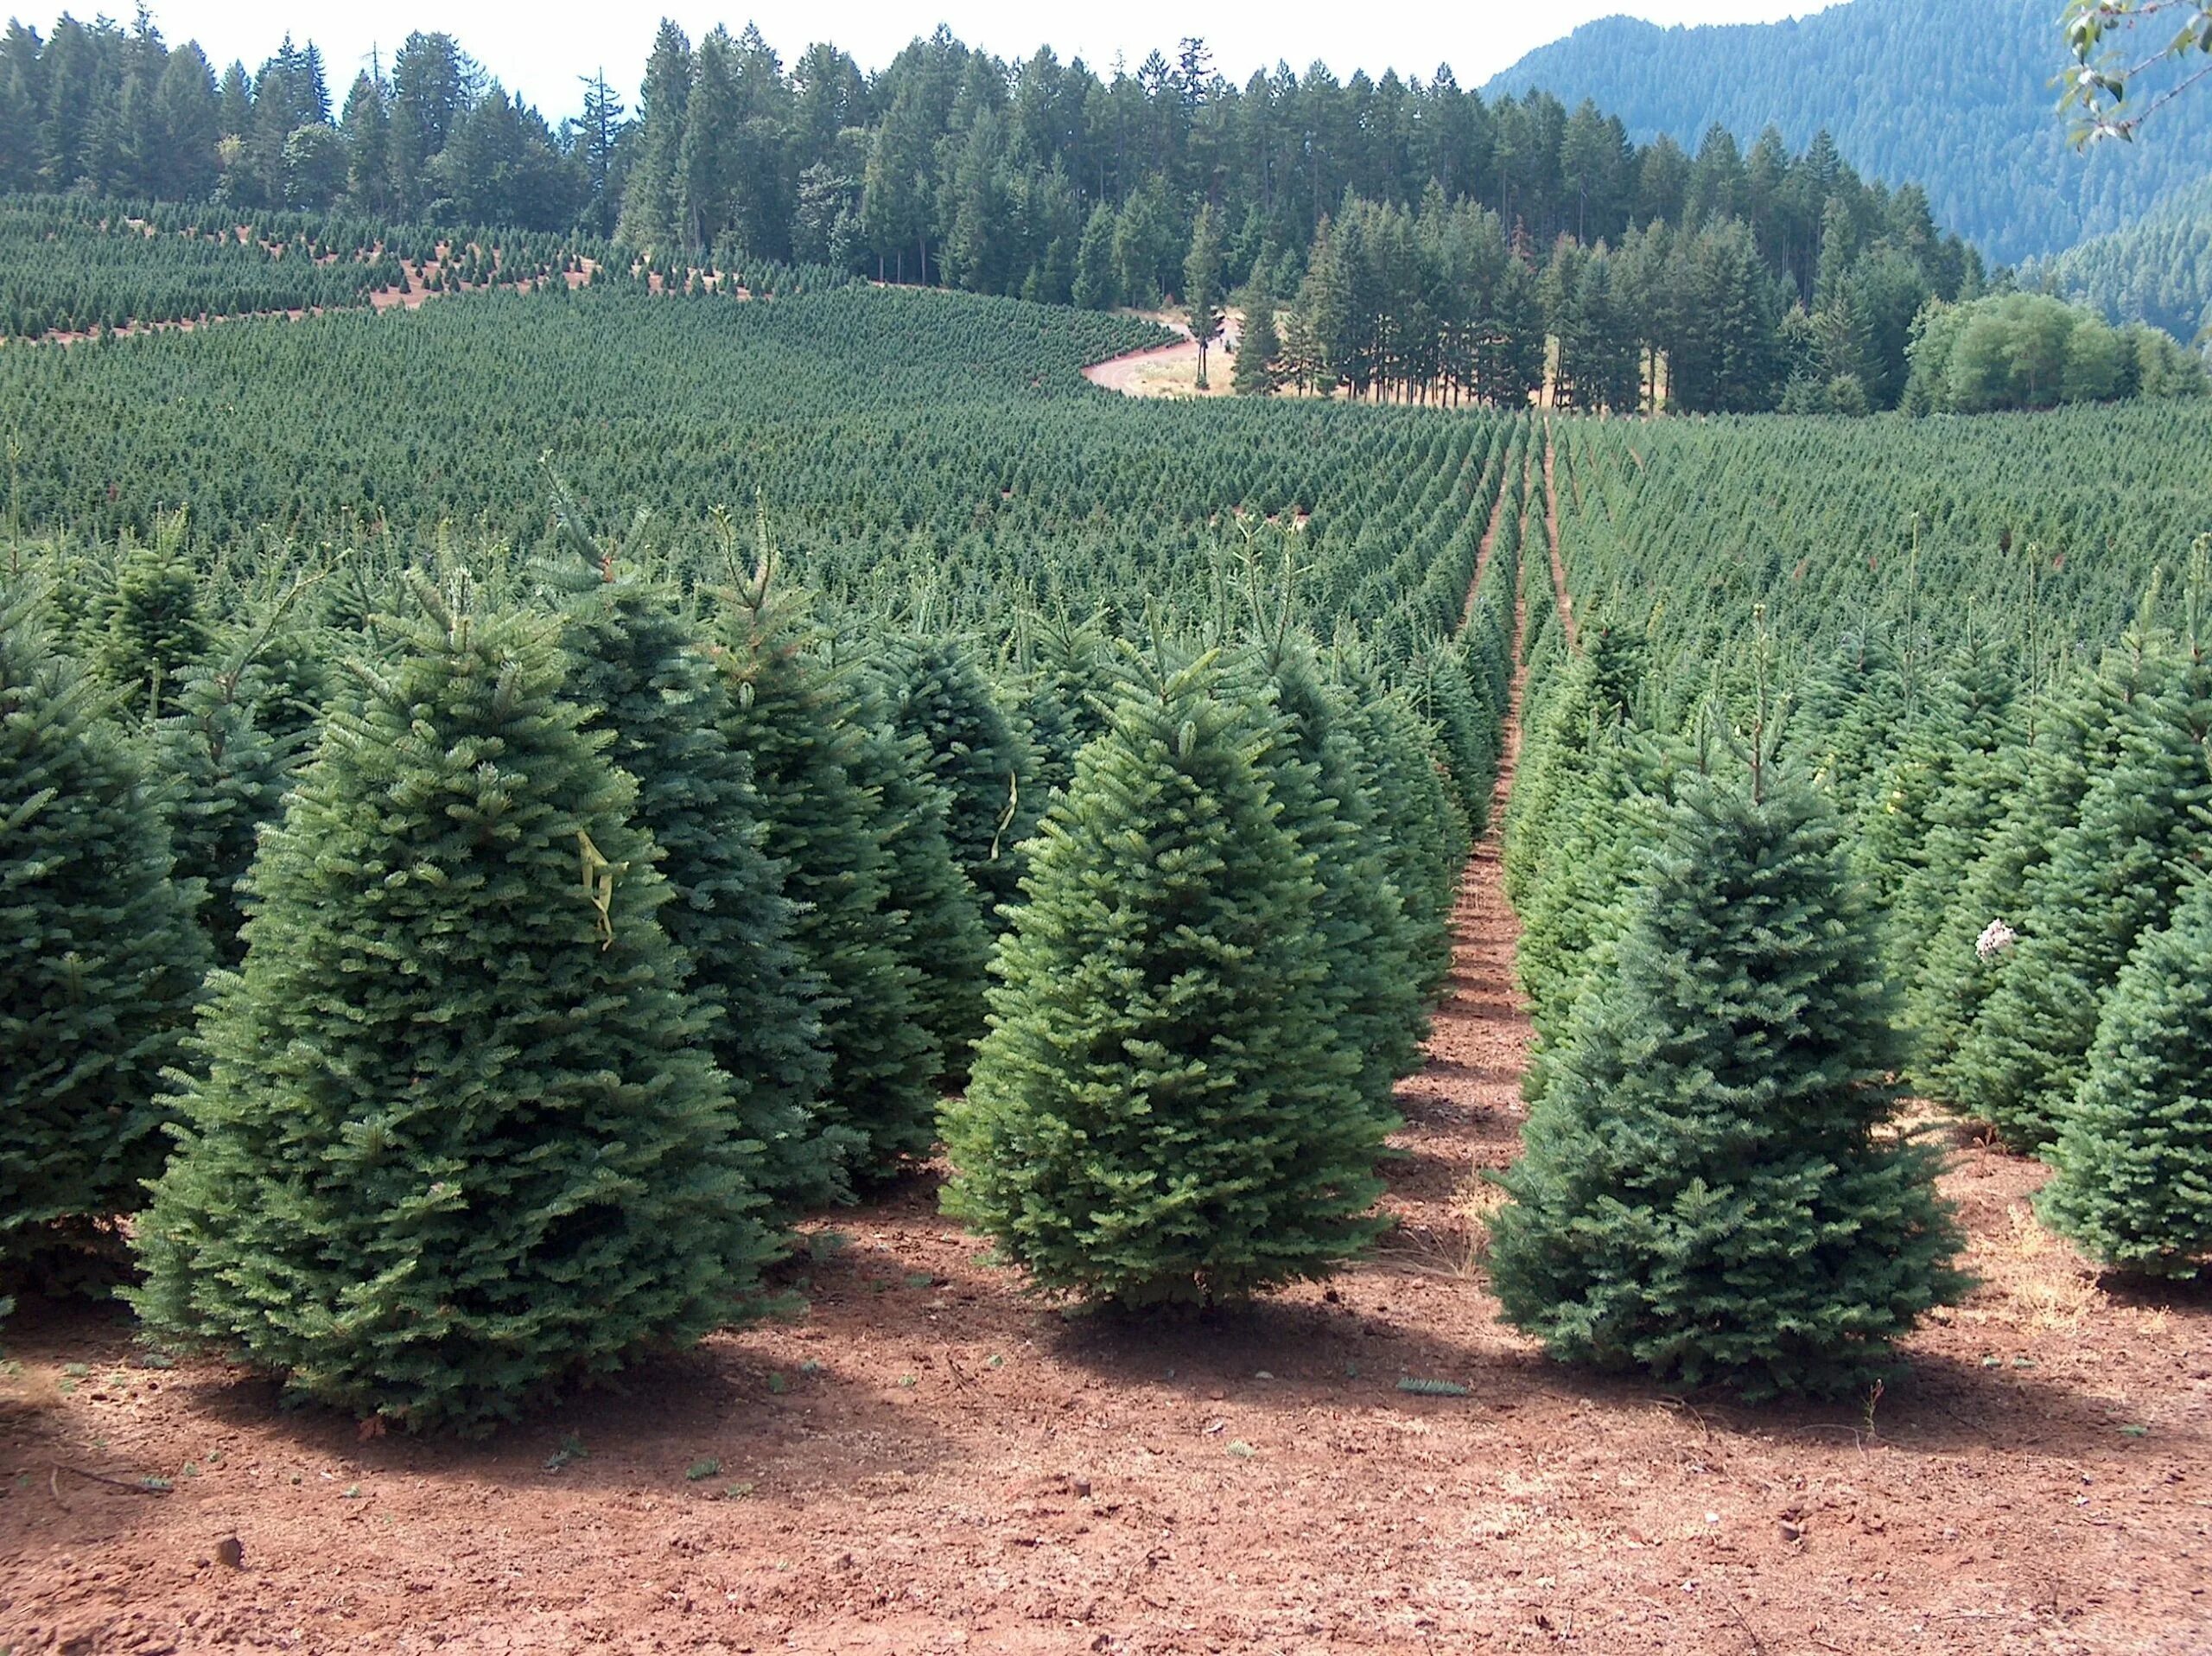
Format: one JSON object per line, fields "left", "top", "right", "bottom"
{"left": 129, "top": 2, "right": 1838, "bottom": 122}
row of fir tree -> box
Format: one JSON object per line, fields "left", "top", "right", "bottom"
{"left": 1, "top": 495, "right": 1518, "bottom": 1433}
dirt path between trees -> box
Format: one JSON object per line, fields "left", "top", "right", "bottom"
{"left": 4, "top": 506, "right": 2211, "bottom": 1651}
{"left": 1080, "top": 315, "right": 1240, "bottom": 398}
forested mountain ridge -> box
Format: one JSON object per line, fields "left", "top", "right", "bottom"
{"left": 1485, "top": 0, "right": 2212, "bottom": 267}
{"left": 2031, "top": 178, "right": 2212, "bottom": 346}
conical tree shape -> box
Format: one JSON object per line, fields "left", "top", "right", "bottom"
{"left": 99, "top": 512, "right": 208, "bottom": 718}
{"left": 1015, "top": 611, "right": 1112, "bottom": 800}
{"left": 1915, "top": 649, "right": 2149, "bottom": 1101}
{"left": 131, "top": 577, "right": 774, "bottom": 1434}
{"left": 149, "top": 650, "right": 303, "bottom": 968}
{"left": 1488, "top": 736, "right": 1966, "bottom": 1398}
{"left": 1947, "top": 631, "right": 2212, "bottom": 1149}
{"left": 1343, "top": 679, "right": 1465, "bottom": 999}
{"left": 845, "top": 707, "right": 993, "bottom": 1086}
{"left": 1859, "top": 637, "right": 2020, "bottom": 1004}
{"left": 706, "top": 555, "right": 939, "bottom": 1175}
{"left": 872, "top": 631, "right": 1039, "bottom": 922}
{"left": 1244, "top": 632, "right": 1427, "bottom": 1104}
{"left": 2, "top": 587, "right": 208, "bottom": 1266}
{"left": 1516, "top": 723, "right": 1686, "bottom": 1093}
{"left": 942, "top": 652, "right": 1386, "bottom": 1307}
{"left": 1418, "top": 645, "right": 1500, "bottom": 838}
{"left": 2037, "top": 875, "right": 2212, "bottom": 1278}
{"left": 545, "top": 547, "right": 846, "bottom": 1212}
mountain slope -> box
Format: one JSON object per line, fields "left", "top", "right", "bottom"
{"left": 1486, "top": 0, "right": 2212, "bottom": 266}
{"left": 2031, "top": 177, "right": 2212, "bottom": 344}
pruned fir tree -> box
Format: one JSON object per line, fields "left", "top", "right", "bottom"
{"left": 132, "top": 577, "right": 775, "bottom": 1434}
{"left": 845, "top": 705, "right": 993, "bottom": 1086}
{"left": 1488, "top": 710, "right": 1965, "bottom": 1398}
{"left": 541, "top": 525, "right": 847, "bottom": 1212}
{"left": 2037, "top": 874, "right": 2212, "bottom": 1279}
{"left": 1945, "top": 610, "right": 2212, "bottom": 1150}
{"left": 942, "top": 650, "right": 1388, "bottom": 1306}
{"left": 2, "top": 585, "right": 207, "bottom": 1268}
{"left": 706, "top": 551, "right": 940, "bottom": 1175}
{"left": 869, "top": 630, "right": 1039, "bottom": 921}
{"left": 1242, "top": 631, "right": 1428, "bottom": 1107}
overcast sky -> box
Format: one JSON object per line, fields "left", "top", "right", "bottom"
{"left": 130, "top": 2, "right": 1838, "bottom": 121}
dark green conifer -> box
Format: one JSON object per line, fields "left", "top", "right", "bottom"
{"left": 873, "top": 632, "right": 1039, "bottom": 920}
{"left": 1014, "top": 611, "right": 1112, "bottom": 799}
{"left": 132, "top": 576, "right": 775, "bottom": 1434}
{"left": 99, "top": 513, "right": 208, "bottom": 717}
{"left": 942, "top": 651, "right": 1387, "bottom": 1306}
{"left": 1946, "top": 621, "right": 2212, "bottom": 1150}
{"left": 543, "top": 532, "right": 846, "bottom": 1211}
{"left": 706, "top": 553, "right": 940, "bottom": 1175}
{"left": 2037, "top": 876, "right": 2212, "bottom": 1278}
{"left": 846, "top": 705, "right": 993, "bottom": 1086}
{"left": 1343, "top": 678, "right": 1465, "bottom": 998}
{"left": 1243, "top": 632, "right": 1427, "bottom": 1105}
{"left": 1489, "top": 717, "right": 1966, "bottom": 1398}
{"left": 1, "top": 587, "right": 208, "bottom": 1267}
{"left": 1915, "top": 647, "right": 2150, "bottom": 1101}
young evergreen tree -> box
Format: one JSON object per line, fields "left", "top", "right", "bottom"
{"left": 541, "top": 526, "right": 846, "bottom": 1211}
{"left": 2, "top": 587, "right": 208, "bottom": 1268}
{"left": 99, "top": 513, "right": 207, "bottom": 717}
{"left": 2037, "top": 876, "right": 2212, "bottom": 1279}
{"left": 705, "top": 551, "right": 940, "bottom": 1175}
{"left": 942, "top": 651, "right": 1387, "bottom": 1306}
{"left": 132, "top": 577, "right": 776, "bottom": 1434}
{"left": 1946, "top": 622, "right": 2212, "bottom": 1150}
{"left": 845, "top": 706, "right": 992, "bottom": 1086}
{"left": 1244, "top": 633, "right": 1428, "bottom": 1106}
{"left": 1344, "top": 679, "right": 1466, "bottom": 999}
{"left": 1915, "top": 646, "right": 2151, "bottom": 1101}
{"left": 871, "top": 631, "right": 1038, "bottom": 920}
{"left": 148, "top": 654, "right": 299, "bottom": 967}
{"left": 1489, "top": 722, "right": 1966, "bottom": 1398}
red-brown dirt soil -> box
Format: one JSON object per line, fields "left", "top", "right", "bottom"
{"left": 5, "top": 559, "right": 2210, "bottom": 1653}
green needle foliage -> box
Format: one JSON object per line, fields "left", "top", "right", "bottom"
{"left": 1946, "top": 617, "right": 2212, "bottom": 1150}
{"left": 942, "top": 650, "right": 1389, "bottom": 1308}
{"left": 870, "top": 631, "right": 1039, "bottom": 923}
{"left": 706, "top": 551, "right": 940, "bottom": 1176}
{"left": 131, "top": 576, "right": 775, "bottom": 1434}
{"left": 97, "top": 513, "right": 208, "bottom": 718}
{"left": 1244, "top": 631, "right": 1427, "bottom": 1106}
{"left": 844, "top": 707, "right": 993, "bottom": 1087}
{"left": 1, "top": 585, "right": 208, "bottom": 1268}
{"left": 1488, "top": 721, "right": 1967, "bottom": 1398}
{"left": 543, "top": 531, "right": 846, "bottom": 1212}
{"left": 2037, "top": 876, "right": 2212, "bottom": 1279}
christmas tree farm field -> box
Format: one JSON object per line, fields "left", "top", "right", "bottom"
{"left": 5, "top": 655, "right": 2207, "bottom": 1656}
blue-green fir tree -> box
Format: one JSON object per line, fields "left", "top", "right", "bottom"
{"left": 2037, "top": 873, "right": 2212, "bottom": 1278}
{"left": 942, "top": 650, "right": 1389, "bottom": 1306}
{"left": 131, "top": 576, "right": 775, "bottom": 1434}
{"left": 2, "top": 586, "right": 208, "bottom": 1271}
{"left": 1489, "top": 708, "right": 1966, "bottom": 1398}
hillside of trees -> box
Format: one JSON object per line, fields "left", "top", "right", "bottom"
{"left": 1484, "top": 0, "right": 2212, "bottom": 267}
{"left": 0, "top": 8, "right": 2034, "bottom": 413}
{"left": 2031, "top": 176, "right": 2212, "bottom": 347}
